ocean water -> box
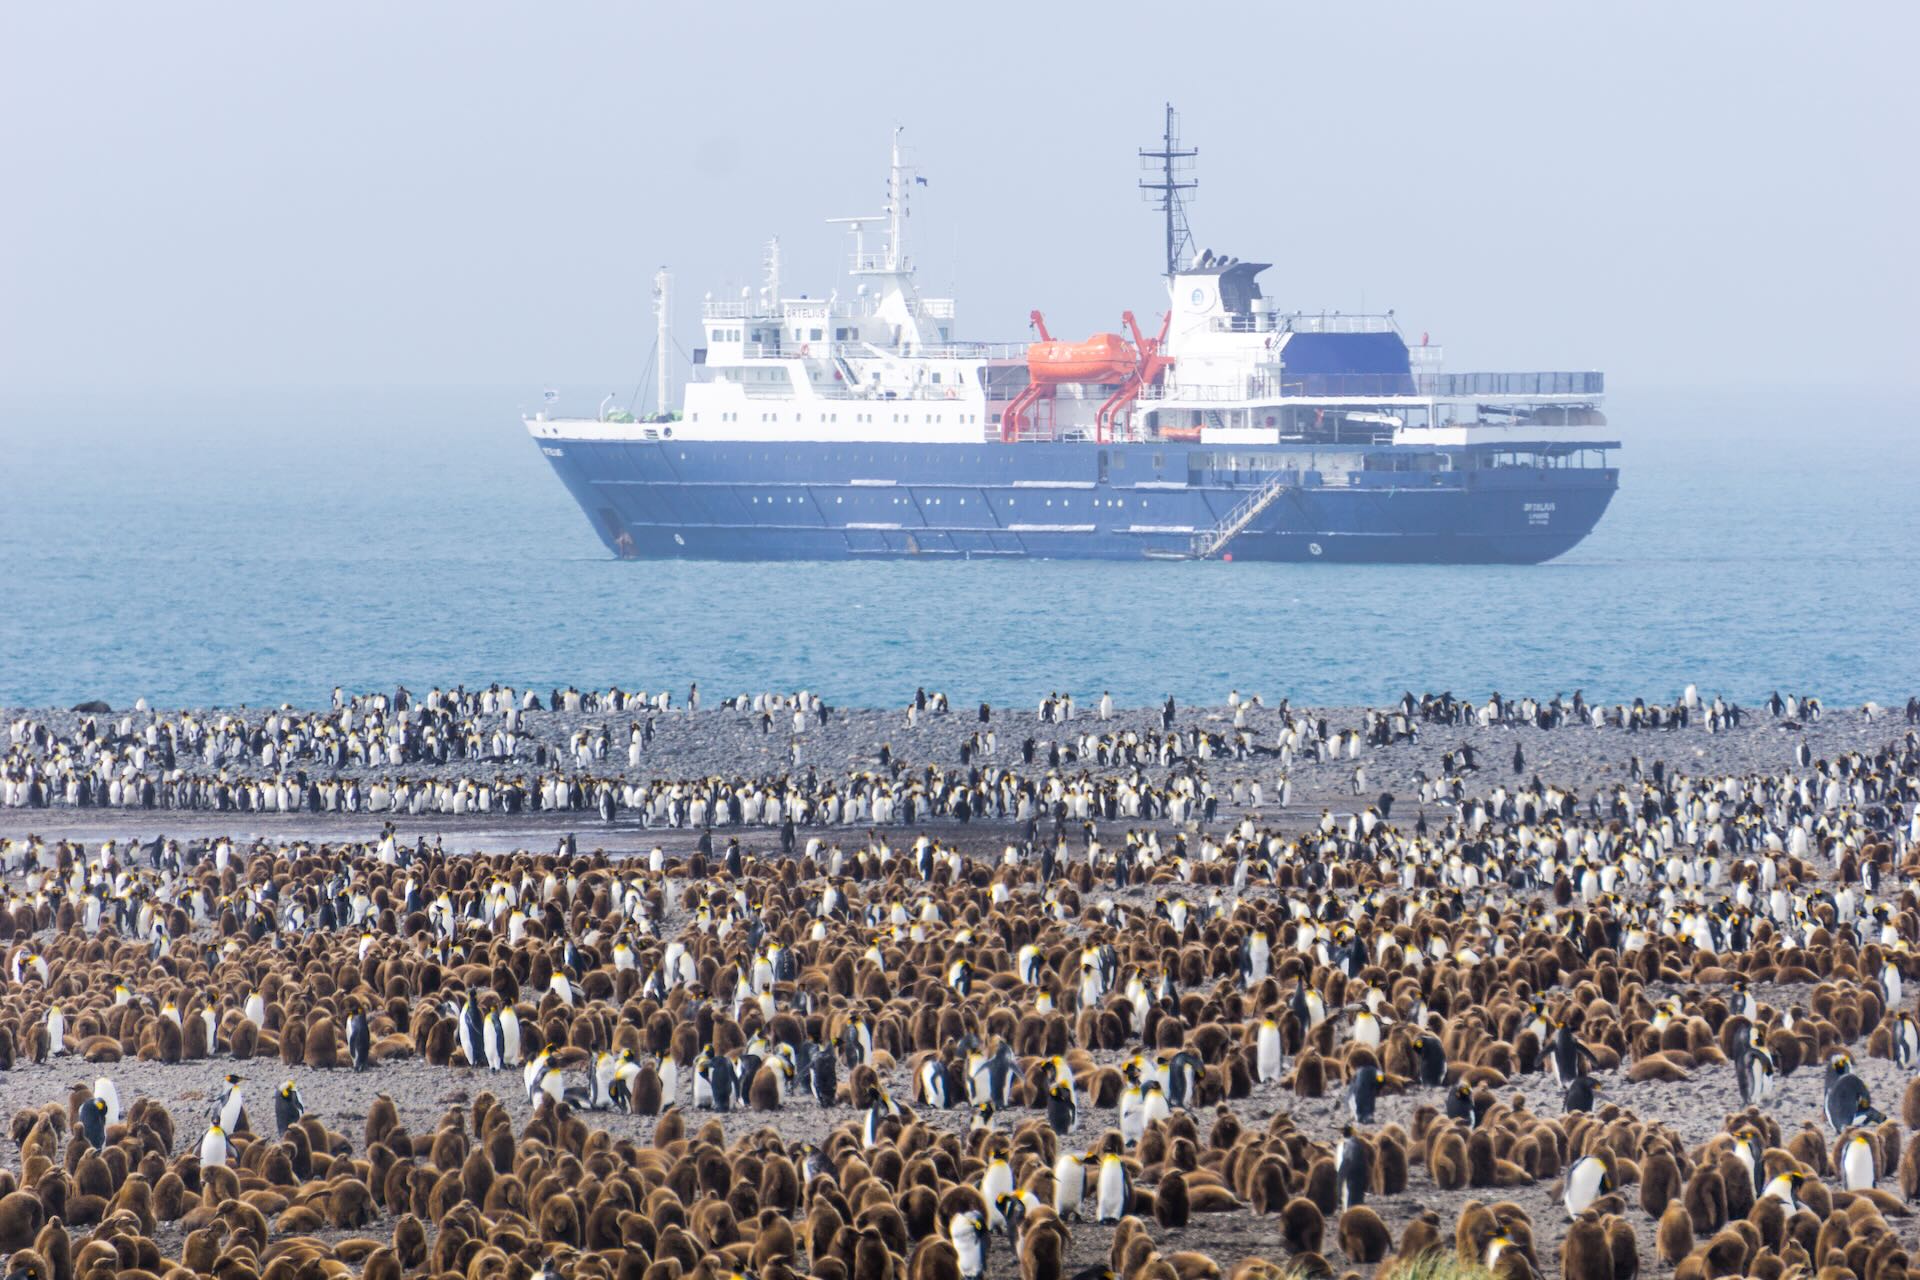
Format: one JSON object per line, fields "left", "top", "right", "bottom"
{"left": 2, "top": 385, "right": 1914, "bottom": 711}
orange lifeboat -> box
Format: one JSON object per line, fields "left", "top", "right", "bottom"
{"left": 1026, "top": 332, "right": 1137, "bottom": 383}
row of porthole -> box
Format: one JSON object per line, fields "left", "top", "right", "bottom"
{"left": 744, "top": 494, "right": 1153, "bottom": 510}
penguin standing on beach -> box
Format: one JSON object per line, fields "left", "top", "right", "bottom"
{"left": 1053, "top": 1150, "right": 1091, "bottom": 1220}
{"left": 1548, "top": 1024, "right": 1595, "bottom": 1087}
{"left": 949, "top": 1210, "right": 989, "bottom": 1280}
{"left": 1336, "top": 1126, "right": 1371, "bottom": 1210}
{"left": 1564, "top": 1154, "right": 1611, "bottom": 1217}
{"left": 1095, "top": 1152, "right": 1132, "bottom": 1223}
{"left": 213, "top": 1074, "right": 244, "bottom": 1132}
{"left": 1255, "top": 1017, "right": 1283, "bottom": 1084}
{"left": 347, "top": 1001, "right": 371, "bottom": 1071}
{"left": 1415, "top": 1034, "right": 1449, "bottom": 1087}
{"left": 806, "top": 1043, "right": 838, "bottom": 1108}
{"left": 1825, "top": 1071, "right": 1883, "bottom": 1133}
{"left": 1842, "top": 1131, "right": 1877, "bottom": 1190}
{"left": 454, "top": 993, "right": 484, "bottom": 1067}
{"left": 200, "top": 1122, "right": 236, "bottom": 1168}
{"left": 1045, "top": 1081, "right": 1078, "bottom": 1137}
{"left": 1347, "top": 1066, "right": 1383, "bottom": 1124}
{"left": 78, "top": 1096, "right": 109, "bottom": 1149}
{"left": 1893, "top": 1013, "right": 1919, "bottom": 1068}
{"left": 273, "top": 1080, "right": 305, "bottom": 1135}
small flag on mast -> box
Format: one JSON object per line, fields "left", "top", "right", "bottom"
{"left": 542, "top": 388, "right": 559, "bottom": 404}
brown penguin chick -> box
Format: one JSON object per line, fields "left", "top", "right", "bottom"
{"left": 630, "top": 1063, "right": 664, "bottom": 1116}
{"left": 1187, "top": 1182, "right": 1241, "bottom": 1214}
{"left": 1246, "top": 1157, "right": 1289, "bottom": 1214}
{"left": 907, "top": 1236, "right": 961, "bottom": 1280}
{"left": 0, "top": 1189, "right": 46, "bottom": 1251}
{"left": 1291, "top": 1051, "right": 1326, "bottom": 1099}
{"left": 1162, "top": 1253, "right": 1220, "bottom": 1280}
{"left": 1657, "top": 1200, "right": 1695, "bottom": 1263}
{"left": 1279, "top": 1197, "right": 1324, "bottom": 1254}
{"left": 1899, "top": 1133, "right": 1920, "bottom": 1203}
{"left": 1018, "top": 1211, "right": 1068, "bottom": 1280}
{"left": 851, "top": 1223, "right": 898, "bottom": 1280}
{"left": 1683, "top": 1161, "right": 1728, "bottom": 1235}
{"left": 1397, "top": 1209, "right": 1443, "bottom": 1259}
{"left": 364, "top": 1094, "right": 399, "bottom": 1151}
{"left": 748, "top": 1062, "right": 785, "bottom": 1111}
{"left": 1699, "top": 1227, "right": 1751, "bottom": 1277}
{"left": 1154, "top": 1169, "right": 1189, "bottom": 1229}
{"left": 278, "top": 1014, "right": 307, "bottom": 1067}
{"left": 304, "top": 1013, "right": 340, "bottom": 1068}
{"left": 1560, "top": 1213, "right": 1613, "bottom": 1280}
{"left": 1639, "top": 1148, "right": 1682, "bottom": 1217}
{"left": 1602, "top": 1214, "right": 1637, "bottom": 1280}
{"left": 1431, "top": 1129, "right": 1469, "bottom": 1191}
{"left": 1337, "top": 1206, "right": 1391, "bottom": 1264}
{"left": 1453, "top": 1200, "right": 1500, "bottom": 1266}
{"left": 0, "top": 1250, "right": 48, "bottom": 1280}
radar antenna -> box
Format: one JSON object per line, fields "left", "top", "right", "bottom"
{"left": 1138, "top": 103, "right": 1198, "bottom": 278}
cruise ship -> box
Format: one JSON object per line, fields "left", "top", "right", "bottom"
{"left": 528, "top": 114, "right": 1617, "bottom": 562}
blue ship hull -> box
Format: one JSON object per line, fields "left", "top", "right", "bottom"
{"left": 535, "top": 438, "right": 1617, "bottom": 563}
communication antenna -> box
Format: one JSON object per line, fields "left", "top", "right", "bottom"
{"left": 1139, "top": 103, "right": 1198, "bottom": 278}
{"left": 653, "top": 268, "right": 670, "bottom": 418}
{"left": 763, "top": 237, "right": 781, "bottom": 310}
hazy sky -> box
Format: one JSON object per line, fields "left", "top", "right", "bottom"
{"left": 4, "top": 2, "right": 1914, "bottom": 399}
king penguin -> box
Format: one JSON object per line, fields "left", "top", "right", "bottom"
{"left": 1045, "top": 1081, "right": 1078, "bottom": 1137}
{"left": 1564, "top": 1154, "right": 1611, "bottom": 1217}
{"left": 78, "top": 1096, "right": 109, "bottom": 1149}
{"left": 273, "top": 1080, "right": 305, "bottom": 1136}
{"left": 347, "top": 1002, "right": 371, "bottom": 1072}
{"left": 213, "top": 1074, "right": 244, "bottom": 1132}
{"left": 1841, "top": 1130, "right": 1877, "bottom": 1190}
{"left": 200, "top": 1122, "right": 235, "bottom": 1168}
{"left": 1095, "top": 1152, "right": 1132, "bottom": 1223}
{"left": 949, "top": 1209, "right": 989, "bottom": 1280}
{"left": 1347, "top": 1065, "right": 1383, "bottom": 1124}
{"left": 1336, "top": 1125, "right": 1371, "bottom": 1210}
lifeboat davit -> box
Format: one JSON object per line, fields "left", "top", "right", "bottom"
{"left": 1026, "top": 332, "right": 1136, "bottom": 383}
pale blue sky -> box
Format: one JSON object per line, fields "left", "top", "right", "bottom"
{"left": 3, "top": 2, "right": 1914, "bottom": 396}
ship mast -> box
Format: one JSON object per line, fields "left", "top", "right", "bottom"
{"left": 653, "top": 267, "right": 670, "bottom": 418}
{"left": 886, "top": 126, "right": 907, "bottom": 272}
{"left": 1139, "top": 103, "right": 1198, "bottom": 277}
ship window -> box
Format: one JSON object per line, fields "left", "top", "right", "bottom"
{"left": 931, "top": 373, "right": 941, "bottom": 384}
{"left": 836, "top": 497, "right": 843, "bottom": 504}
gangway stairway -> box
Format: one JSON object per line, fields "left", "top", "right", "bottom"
{"left": 1185, "top": 471, "right": 1294, "bottom": 559}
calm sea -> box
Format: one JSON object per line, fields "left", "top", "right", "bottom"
{"left": 3, "top": 385, "right": 1914, "bottom": 710}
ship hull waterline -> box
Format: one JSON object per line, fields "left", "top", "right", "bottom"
{"left": 535, "top": 438, "right": 1617, "bottom": 565}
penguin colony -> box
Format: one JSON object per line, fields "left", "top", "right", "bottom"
{"left": 2, "top": 687, "right": 1904, "bottom": 822}
{"left": 0, "top": 689, "right": 1913, "bottom": 1280}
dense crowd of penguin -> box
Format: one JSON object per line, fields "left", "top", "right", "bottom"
{"left": 0, "top": 687, "right": 1918, "bottom": 1280}
{"left": 4, "top": 687, "right": 1912, "bottom": 827}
